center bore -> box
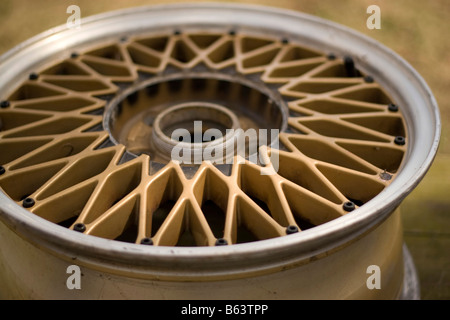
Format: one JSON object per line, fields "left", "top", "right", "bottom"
{"left": 104, "top": 73, "right": 287, "bottom": 164}
{"left": 152, "top": 102, "right": 241, "bottom": 163}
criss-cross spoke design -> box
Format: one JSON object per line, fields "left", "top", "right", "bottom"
{"left": 0, "top": 30, "right": 407, "bottom": 246}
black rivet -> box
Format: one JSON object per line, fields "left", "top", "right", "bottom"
{"left": 0, "top": 100, "right": 10, "bottom": 108}
{"left": 29, "top": 72, "right": 39, "bottom": 80}
{"left": 327, "top": 53, "right": 336, "bottom": 60}
{"left": 0, "top": 166, "right": 5, "bottom": 175}
{"left": 215, "top": 238, "right": 228, "bottom": 246}
{"left": 388, "top": 103, "right": 399, "bottom": 112}
{"left": 228, "top": 30, "right": 236, "bottom": 36}
{"left": 379, "top": 171, "right": 393, "bottom": 181}
{"left": 22, "top": 198, "right": 35, "bottom": 208}
{"left": 394, "top": 136, "right": 406, "bottom": 146}
{"left": 73, "top": 223, "right": 86, "bottom": 233}
{"left": 70, "top": 52, "right": 79, "bottom": 59}
{"left": 344, "top": 56, "right": 357, "bottom": 77}
{"left": 173, "top": 30, "right": 181, "bottom": 35}
{"left": 286, "top": 225, "right": 299, "bottom": 234}
{"left": 343, "top": 201, "right": 356, "bottom": 212}
{"left": 281, "top": 38, "right": 289, "bottom": 44}
{"left": 364, "top": 75, "right": 374, "bottom": 83}
{"left": 140, "top": 237, "right": 153, "bottom": 245}
{"left": 120, "top": 36, "right": 128, "bottom": 43}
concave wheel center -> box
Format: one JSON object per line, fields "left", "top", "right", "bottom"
{"left": 104, "top": 74, "right": 286, "bottom": 164}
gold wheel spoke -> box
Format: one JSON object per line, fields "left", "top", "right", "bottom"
{"left": 85, "top": 192, "right": 140, "bottom": 241}
{"left": 0, "top": 29, "right": 407, "bottom": 247}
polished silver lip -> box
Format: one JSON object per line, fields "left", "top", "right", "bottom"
{"left": 0, "top": 3, "right": 440, "bottom": 277}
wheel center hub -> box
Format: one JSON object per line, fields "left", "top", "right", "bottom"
{"left": 152, "top": 101, "right": 241, "bottom": 164}
{"left": 104, "top": 73, "right": 287, "bottom": 164}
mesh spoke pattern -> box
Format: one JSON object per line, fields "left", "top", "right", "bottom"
{"left": 0, "top": 30, "right": 407, "bottom": 246}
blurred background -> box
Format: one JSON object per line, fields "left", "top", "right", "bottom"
{"left": 0, "top": 0, "right": 448, "bottom": 299}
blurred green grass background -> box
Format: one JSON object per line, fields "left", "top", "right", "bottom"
{"left": 0, "top": 0, "right": 448, "bottom": 299}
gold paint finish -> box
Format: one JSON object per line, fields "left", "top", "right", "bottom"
{"left": 0, "top": 30, "right": 407, "bottom": 247}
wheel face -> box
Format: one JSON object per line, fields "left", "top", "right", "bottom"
{"left": 0, "top": 4, "right": 440, "bottom": 278}
{"left": 0, "top": 27, "right": 408, "bottom": 247}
